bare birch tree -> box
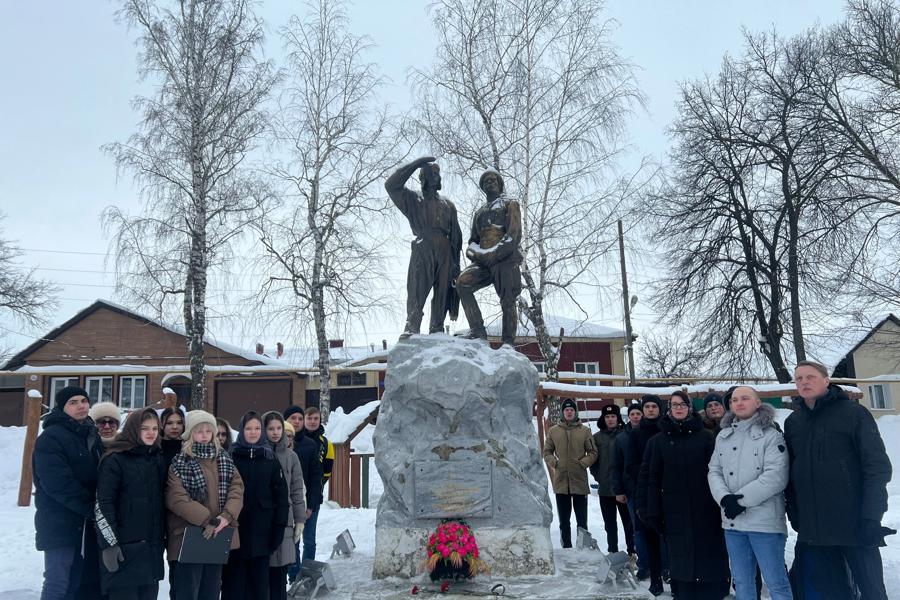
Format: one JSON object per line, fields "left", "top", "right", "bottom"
{"left": 254, "top": 0, "right": 399, "bottom": 423}
{"left": 0, "top": 218, "right": 58, "bottom": 360}
{"left": 104, "top": 0, "right": 276, "bottom": 408}
{"left": 412, "top": 0, "right": 645, "bottom": 417}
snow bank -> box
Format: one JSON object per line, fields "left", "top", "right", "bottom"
{"left": 324, "top": 400, "right": 379, "bottom": 444}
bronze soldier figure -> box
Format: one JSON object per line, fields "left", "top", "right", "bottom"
{"left": 456, "top": 169, "right": 523, "bottom": 346}
{"left": 385, "top": 156, "right": 463, "bottom": 337}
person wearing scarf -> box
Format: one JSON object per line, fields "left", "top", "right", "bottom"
{"left": 221, "top": 412, "right": 289, "bottom": 600}
{"left": 94, "top": 408, "right": 167, "bottom": 600}
{"left": 263, "top": 411, "right": 307, "bottom": 600}
{"left": 644, "top": 390, "right": 730, "bottom": 599}
{"left": 166, "top": 410, "right": 243, "bottom": 600}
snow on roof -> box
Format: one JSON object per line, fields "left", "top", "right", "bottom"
{"left": 324, "top": 399, "right": 380, "bottom": 444}
{"left": 27, "top": 299, "right": 286, "bottom": 368}
{"left": 274, "top": 344, "right": 389, "bottom": 369}
{"left": 541, "top": 381, "right": 862, "bottom": 397}
{"left": 456, "top": 314, "right": 625, "bottom": 340}
{"left": 100, "top": 300, "right": 285, "bottom": 367}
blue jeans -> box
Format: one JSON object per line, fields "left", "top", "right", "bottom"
{"left": 724, "top": 530, "right": 792, "bottom": 600}
{"left": 626, "top": 498, "right": 648, "bottom": 572}
{"left": 41, "top": 546, "right": 83, "bottom": 600}
{"left": 302, "top": 507, "right": 320, "bottom": 561}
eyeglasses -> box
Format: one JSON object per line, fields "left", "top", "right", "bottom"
{"left": 96, "top": 419, "right": 119, "bottom": 428}
{"left": 669, "top": 402, "right": 690, "bottom": 409}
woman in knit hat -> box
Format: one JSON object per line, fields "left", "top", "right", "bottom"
{"left": 263, "top": 411, "right": 307, "bottom": 600}
{"left": 90, "top": 402, "right": 122, "bottom": 446}
{"left": 94, "top": 408, "right": 166, "bottom": 600}
{"left": 221, "top": 411, "right": 289, "bottom": 600}
{"left": 701, "top": 393, "right": 726, "bottom": 435}
{"left": 166, "top": 410, "right": 244, "bottom": 600}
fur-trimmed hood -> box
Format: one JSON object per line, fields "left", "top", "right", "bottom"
{"left": 720, "top": 402, "right": 776, "bottom": 438}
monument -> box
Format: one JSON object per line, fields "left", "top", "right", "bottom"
{"left": 456, "top": 169, "right": 523, "bottom": 346}
{"left": 385, "top": 156, "right": 463, "bottom": 338}
{"left": 371, "top": 333, "right": 555, "bottom": 578}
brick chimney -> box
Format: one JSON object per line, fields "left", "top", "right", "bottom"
{"left": 329, "top": 339, "right": 344, "bottom": 349}
{"left": 255, "top": 342, "right": 264, "bottom": 355}
{"left": 276, "top": 342, "right": 284, "bottom": 358}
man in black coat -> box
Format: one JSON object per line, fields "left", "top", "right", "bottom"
{"left": 33, "top": 386, "right": 103, "bottom": 600}
{"left": 283, "top": 406, "right": 323, "bottom": 584}
{"left": 630, "top": 395, "right": 668, "bottom": 594}
{"left": 612, "top": 403, "right": 645, "bottom": 573}
{"left": 786, "top": 361, "right": 894, "bottom": 600}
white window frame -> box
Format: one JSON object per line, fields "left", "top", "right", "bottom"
{"left": 532, "top": 362, "right": 546, "bottom": 374}
{"left": 573, "top": 361, "right": 600, "bottom": 386}
{"left": 868, "top": 384, "right": 893, "bottom": 410}
{"left": 119, "top": 376, "right": 147, "bottom": 410}
{"left": 50, "top": 377, "right": 80, "bottom": 401}
{"left": 85, "top": 376, "right": 113, "bottom": 405}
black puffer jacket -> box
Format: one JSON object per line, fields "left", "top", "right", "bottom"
{"left": 95, "top": 445, "right": 167, "bottom": 591}
{"left": 231, "top": 446, "right": 290, "bottom": 557}
{"left": 160, "top": 438, "right": 182, "bottom": 474}
{"left": 33, "top": 409, "right": 102, "bottom": 550}
{"left": 645, "top": 413, "right": 729, "bottom": 584}
{"left": 785, "top": 384, "right": 892, "bottom": 546}
{"left": 294, "top": 435, "right": 323, "bottom": 511}
{"left": 631, "top": 417, "right": 662, "bottom": 516}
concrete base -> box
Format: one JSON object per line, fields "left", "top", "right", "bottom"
{"left": 357, "top": 547, "right": 651, "bottom": 599}
{"left": 372, "top": 525, "right": 555, "bottom": 579}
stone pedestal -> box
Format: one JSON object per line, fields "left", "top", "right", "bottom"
{"left": 372, "top": 334, "right": 555, "bottom": 578}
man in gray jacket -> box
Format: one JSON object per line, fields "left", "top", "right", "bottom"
{"left": 708, "top": 386, "right": 791, "bottom": 600}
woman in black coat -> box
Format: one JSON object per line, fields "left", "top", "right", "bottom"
{"left": 644, "top": 391, "right": 730, "bottom": 600}
{"left": 160, "top": 407, "right": 186, "bottom": 469}
{"left": 222, "top": 411, "right": 289, "bottom": 600}
{"left": 94, "top": 408, "right": 167, "bottom": 600}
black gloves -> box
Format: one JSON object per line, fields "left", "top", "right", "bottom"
{"left": 720, "top": 494, "right": 746, "bottom": 520}
{"left": 861, "top": 519, "right": 897, "bottom": 547}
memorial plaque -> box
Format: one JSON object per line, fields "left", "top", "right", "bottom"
{"left": 413, "top": 459, "right": 493, "bottom": 518}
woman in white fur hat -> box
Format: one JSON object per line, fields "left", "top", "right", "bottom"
{"left": 89, "top": 402, "right": 121, "bottom": 447}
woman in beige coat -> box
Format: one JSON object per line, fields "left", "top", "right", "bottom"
{"left": 263, "top": 411, "right": 307, "bottom": 600}
{"left": 542, "top": 398, "right": 597, "bottom": 547}
{"left": 166, "top": 410, "right": 244, "bottom": 600}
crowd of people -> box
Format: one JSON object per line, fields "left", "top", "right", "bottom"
{"left": 543, "top": 361, "right": 895, "bottom": 600}
{"left": 32, "top": 387, "right": 333, "bottom": 600}
{"left": 30, "top": 358, "right": 896, "bottom": 600}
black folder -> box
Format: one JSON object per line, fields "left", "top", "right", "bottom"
{"left": 178, "top": 526, "right": 234, "bottom": 564}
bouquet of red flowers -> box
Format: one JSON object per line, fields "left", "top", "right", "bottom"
{"left": 423, "top": 520, "right": 490, "bottom": 582}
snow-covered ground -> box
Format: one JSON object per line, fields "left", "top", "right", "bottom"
{"left": 1, "top": 411, "right": 899, "bottom": 598}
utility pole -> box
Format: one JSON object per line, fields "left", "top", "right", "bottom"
{"left": 618, "top": 220, "right": 636, "bottom": 385}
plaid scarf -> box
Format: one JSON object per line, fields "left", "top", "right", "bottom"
{"left": 171, "top": 443, "right": 235, "bottom": 512}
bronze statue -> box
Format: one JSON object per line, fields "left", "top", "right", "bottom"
{"left": 457, "top": 169, "right": 523, "bottom": 346}
{"left": 385, "top": 156, "right": 463, "bottom": 337}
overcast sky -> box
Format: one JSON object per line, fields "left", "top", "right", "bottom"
{"left": 0, "top": 0, "right": 847, "bottom": 359}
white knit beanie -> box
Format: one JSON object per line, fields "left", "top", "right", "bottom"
{"left": 89, "top": 402, "right": 121, "bottom": 423}
{"left": 182, "top": 410, "right": 218, "bottom": 441}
